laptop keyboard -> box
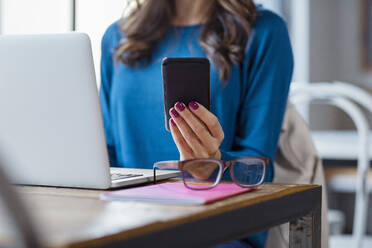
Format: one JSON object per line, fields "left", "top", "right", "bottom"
{"left": 110, "top": 173, "right": 143, "bottom": 181}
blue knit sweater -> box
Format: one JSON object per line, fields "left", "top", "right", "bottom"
{"left": 100, "top": 8, "right": 293, "bottom": 248}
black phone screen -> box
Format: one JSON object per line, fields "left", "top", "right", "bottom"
{"left": 161, "top": 57, "right": 210, "bottom": 131}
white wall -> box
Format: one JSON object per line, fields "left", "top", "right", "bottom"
{"left": 76, "top": 0, "right": 126, "bottom": 86}
{"left": 334, "top": 0, "right": 372, "bottom": 89}
{"left": 0, "top": 0, "right": 2, "bottom": 34}
{"left": 309, "top": 0, "right": 372, "bottom": 89}
{"left": 0, "top": 0, "right": 71, "bottom": 34}
{"left": 260, "top": 0, "right": 372, "bottom": 130}
{"left": 307, "top": 0, "right": 372, "bottom": 130}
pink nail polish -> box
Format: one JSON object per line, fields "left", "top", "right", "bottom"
{"left": 170, "top": 118, "right": 176, "bottom": 127}
{"left": 175, "top": 102, "right": 185, "bottom": 112}
{"left": 189, "top": 101, "right": 199, "bottom": 110}
{"left": 170, "top": 108, "right": 179, "bottom": 118}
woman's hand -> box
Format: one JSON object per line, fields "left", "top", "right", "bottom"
{"left": 169, "top": 101, "right": 224, "bottom": 161}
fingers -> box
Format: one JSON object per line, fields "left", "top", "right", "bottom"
{"left": 188, "top": 101, "right": 224, "bottom": 142}
{"left": 169, "top": 108, "right": 208, "bottom": 158}
{"left": 184, "top": 162, "right": 218, "bottom": 180}
{"left": 169, "top": 101, "right": 224, "bottom": 160}
{"left": 169, "top": 118, "right": 193, "bottom": 160}
{"left": 173, "top": 102, "right": 217, "bottom": 151}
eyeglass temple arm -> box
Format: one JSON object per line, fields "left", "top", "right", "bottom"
{"left": 153, "top": 161, "right": 180, "bottom": 184}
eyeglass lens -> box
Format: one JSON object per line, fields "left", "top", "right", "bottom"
{"left": 182, "top": 161, "right": 221, "bottom": 189}
{"left": 232, "top": 158, "right": 265, "bottom": 186}
{"left": 181, "top": 158, "right": 266, "bottom": 189}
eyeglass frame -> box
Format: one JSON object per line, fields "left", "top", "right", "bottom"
{"left": 153, "top": 156, "right": 269, "bottom": 190}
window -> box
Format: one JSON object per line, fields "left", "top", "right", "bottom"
{"left": 0, "top": 0, "right": 72, "bottom": 34}
{"left": 0, "top": 0, "right": 126, "bottom": 87}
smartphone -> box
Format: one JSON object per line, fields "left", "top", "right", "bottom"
{"left": 162, "top": 57, "right": 210, "bottom": 131}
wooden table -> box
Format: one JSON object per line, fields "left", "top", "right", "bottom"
{"left": 9, "top": 183, "right": 321, "bottom": 248}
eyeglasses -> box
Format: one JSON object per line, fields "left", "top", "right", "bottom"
{"left": 153, "top": 157, "right": 269, "bottom": 190}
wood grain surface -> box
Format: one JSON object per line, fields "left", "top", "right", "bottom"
{"left": 0, "top": 183, "right": 319, "bottom": 248}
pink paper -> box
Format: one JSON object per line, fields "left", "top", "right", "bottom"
{"left": 102, "top": 182, "right": 256, "bottom": 205}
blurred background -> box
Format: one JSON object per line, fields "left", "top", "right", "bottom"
{"left": 0, "top": 0, "right": 371, "bottom": 245}
{"left": 0, "top": 0, "right": 370, "bottom": 129}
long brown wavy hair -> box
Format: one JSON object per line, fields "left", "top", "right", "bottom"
{"left": 116, "top": 0, "right": 257, "bottom": 81}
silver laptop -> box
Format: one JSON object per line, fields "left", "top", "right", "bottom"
{"left": 0, "top": 33, "right": 180, "bottom": 189}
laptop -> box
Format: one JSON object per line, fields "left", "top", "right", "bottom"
{"left": 0, "top": 33, "right": 180, "bottom": 189}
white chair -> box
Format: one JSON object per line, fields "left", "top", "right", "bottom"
{"left": 0, "top": 156, "right": 41, "bottom": 248}
{"left": 290, "top": 82, "right": 372, "bottom": 248}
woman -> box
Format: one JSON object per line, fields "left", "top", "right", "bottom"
{"left": 100, "top": 0, "right": 293, "bottom": 247}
